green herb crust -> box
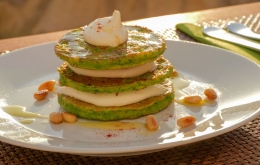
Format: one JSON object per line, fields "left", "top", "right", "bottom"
{"left": 58, "top": 56, "right": 173, "bottom": 93}
{"left": 57, "top": 81, "right": 174, "bottom": 121}
{"left": 54, "top": 25, "right": 166, "bottom": 70}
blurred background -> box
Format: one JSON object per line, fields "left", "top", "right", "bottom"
{"left": 1, "top": 0, "right": 259, "bottom": 39}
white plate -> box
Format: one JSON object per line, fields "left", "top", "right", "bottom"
{"left": 0, "top": 40, "right": 260, "bottom": 156}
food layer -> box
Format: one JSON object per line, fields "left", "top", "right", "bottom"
{"left": 54, "top": 26, "right": 166, "bottom": 70}
{"left": 57, "top": 80, "right": 174, "bottom": 121}
{"left": 57, "top": 56, "right": 173, "bottom": 93}
{"left": 67, "top": 61, "right": 155, "bottom": 78}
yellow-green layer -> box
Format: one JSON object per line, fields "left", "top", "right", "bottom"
{"left": 58, "top": 56, "right": 173, "bottom": 93}
{"left": 58, "top": 81, "right": 174, "bottom": 121}
{"left": 54, "top": 25, "right": 166, "bottom": 70}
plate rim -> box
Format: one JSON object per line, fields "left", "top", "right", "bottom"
{"left": 0, "top": 40, "right": 260, "bottom": 156}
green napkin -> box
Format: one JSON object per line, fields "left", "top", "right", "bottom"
{"left": 176, "top": 23, "right": 260, "bottom": 64}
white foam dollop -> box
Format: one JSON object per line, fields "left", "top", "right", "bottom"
{"left": 83, "top": 10, "right": 128, "bottom": 47}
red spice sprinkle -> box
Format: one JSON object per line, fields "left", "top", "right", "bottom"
{"left": 163, "top": 119, "right": 168, "bottom": 122}
{"left": 97, "top": 31, "right": 100, "bottom": 32}
{"left": 106, "top": 133, "right": 118, "bottom": 138}
{"left": 108, "top": 20, "right": 111, "bottom": 23}
{"left": 116, "top": 93, "right": 118, "bottom": 96}
{"left": 97, "top": 23, "right": 101, "bottom": 25}
{"left": 98, "top": 26, "right": 102, "bottom": 29}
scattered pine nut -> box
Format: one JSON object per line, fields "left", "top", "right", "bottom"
{"left": 49, "top": 112, "right": 63, "bottom": 124}
{"left": 177, "top": 116, "right": 196, "bottom": 128}
{"left": 204, "top": 88, "right": 217, "bottom": 100}
{"left": 146, "top": 115, "right": 159, "bottom": 130}
{"left": 38, "top": 80, "right": 56, "bottom": 91}
{"left": 61, "top": 112, "right": 77, "bottom": 123}
{"left": 183, "top": 96, "right": 202, "bottom": 104}
{"left": 171, "top": 70, "right": 178, "bottom": 77}
{"left": 34, "top": 89, "right": 49, "bottom": 101}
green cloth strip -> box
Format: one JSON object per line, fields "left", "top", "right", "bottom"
{"left": 176, "top": 23, "right": 260, "bottom": 64}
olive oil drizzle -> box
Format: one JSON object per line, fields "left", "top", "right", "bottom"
{"left": 1, "top": 105, "right": 48, "bottom": 118}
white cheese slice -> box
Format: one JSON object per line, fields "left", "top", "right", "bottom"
{"left": 56, "top": 83, "right": 167, "bottom": 107}
{"left": 68, "top": 61, "right": 155, "bottom": 78}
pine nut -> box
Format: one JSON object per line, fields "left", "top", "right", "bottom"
{"left": 177, "top": 116, "right": 196, "bottom": 128}
{"left": 183, "top": 96, "right": 202, "bottom": 104}
{"left": 204, "top": 88, "right": 217, "bottom": 100}
{"left": 61, "top": 112, "right": 77, "bottom": 123}
{"left": 38, "top": 80, "right": 56, "bottom": 91}
{"left": 49, "top": 112, "right": 63, "bottom": 124}
{"left": 146, "top": 115, "right": 159, "bottom": 130}
{"left": 171, "top": 70, "right": 178, "bottom": 77}
{"left": 34, "top": 89, "right": 49, "bottom": 101}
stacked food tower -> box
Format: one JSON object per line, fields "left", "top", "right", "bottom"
{"left": 54, "top": 10, "right": 174, "bottom": 121}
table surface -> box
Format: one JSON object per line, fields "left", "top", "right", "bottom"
{"left": 0, "top": 2, "right": 260, "bottom": 164}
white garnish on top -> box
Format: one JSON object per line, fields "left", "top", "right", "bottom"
{"left": 83, "top": 10, "right": 128, "bottom": 47}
